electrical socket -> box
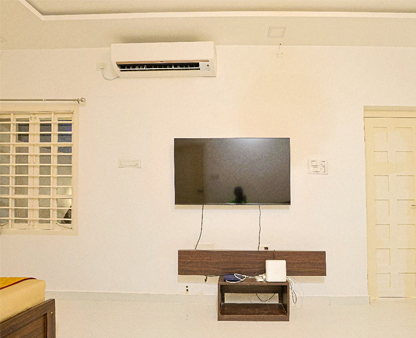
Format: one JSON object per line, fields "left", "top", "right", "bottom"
{"left": 96, "top": 63, "right": 107, "bottom": 71}
{"left": 260, "top": 245, "right": 269, "bottom": 251}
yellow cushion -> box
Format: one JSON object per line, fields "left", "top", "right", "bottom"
{"left": 0, "top": 277, "right": 34, "bottom": 290}
{"left": 0, "top": 279, "right": 45, "bottom": 322}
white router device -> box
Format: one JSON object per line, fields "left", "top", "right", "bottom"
{"left": 265, "top": 260, "right": 287, "bottom": 282}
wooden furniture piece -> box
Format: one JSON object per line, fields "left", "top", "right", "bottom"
{"left": 178, "top": 250, "right": 326, "bottom": 276}
{"left": 218, "top": 276, "right": 289, "bottom": 321}
{"left": 0, "top": 299, "right": 56, "bottom": 338}
{"left": 178, "top": 250, "right": 326, "bottom": 321}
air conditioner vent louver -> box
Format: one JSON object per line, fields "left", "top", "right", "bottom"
{"left": 111, "top": 42, "right": 216, "bottom": 78}
{"left": 117, "top": 61, "right": 206, "bottom": 72}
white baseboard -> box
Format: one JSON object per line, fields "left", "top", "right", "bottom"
{"left": 302, "top": 296, "right": 370, "bottom": 305}
{"left": 46, "top": 291, "right": 370, "bottom": 305}
{"left": 46, "top": 291, "right": 216, "bottom": 303}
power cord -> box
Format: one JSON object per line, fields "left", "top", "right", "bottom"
{"left": 224, "top": 274, "right": 303, "bottom": 306}
{"left": 225, "top": 273, "right": 257, "bottom": 283}
{"left": 287, "top": 277, "right": 304, "bottom": 308}
{"left": 254, "top": 278, "right": 303, "bottom": 305}
{"left": 101, "top": 68, "right": 120, "bottom": 81}
{"left": 257, "top": 205, "right": 262, "bottom": 250}
{"left": 255, "top": 293, "right": 276, "bottom": 303}
{"left": 194, "top": 205, "right": 204, "bottom": 249}
{"left": 226, "top": 272, "right": 276, "bottom": 303}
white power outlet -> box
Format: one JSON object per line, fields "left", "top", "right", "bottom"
{"left": 96, "top": 63, "right": 107, "bottom": 71}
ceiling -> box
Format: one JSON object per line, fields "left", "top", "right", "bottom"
{"left": 19, "top": 0, "right": 416, "bottom": 14}
{"left": 1, "top": 0, "right": 416, "bottom": 50}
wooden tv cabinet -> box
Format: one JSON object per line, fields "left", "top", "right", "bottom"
{"left": 218, "top": 276, "right": 289, "bottom": 321}
{"left": 178, "top": 250, "right": 326, "bottom": 321}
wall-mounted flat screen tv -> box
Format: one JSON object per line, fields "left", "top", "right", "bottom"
{"left": 174, "top": 138, "right": 290, "bottom": 205}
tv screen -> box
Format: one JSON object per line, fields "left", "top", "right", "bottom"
{"left": 174, "top": 138, "right": 290, "bottom": 205}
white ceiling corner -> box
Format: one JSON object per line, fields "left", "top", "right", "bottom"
{"left": 20, "top": 0, "right": 416, "bottom": 16}
{"left": 1, "top": 0, "right": 416, "bottom": 50}
{"left": 19, "top": 0, "right": 43, "bottom": 19}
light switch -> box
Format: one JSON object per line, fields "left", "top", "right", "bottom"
{"left": 308, "top": 159, "right": 328, "bottom": 175}
{"left": 118, "top": 160, "right": 141, "bottom": 168}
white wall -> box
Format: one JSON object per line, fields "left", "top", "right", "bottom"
{"left": 1, "top": 45, "right": 416, "bottom": 297}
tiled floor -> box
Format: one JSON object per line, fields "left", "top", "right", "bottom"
{"left": 54, "top": 297, "right": 416, "bottom": 338}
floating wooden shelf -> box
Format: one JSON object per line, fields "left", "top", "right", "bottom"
{"left": 178, "top": 250, "right": 326, "bottom": 276}
{"left": 178, "top": 249, "right": 326, "bottom": 321}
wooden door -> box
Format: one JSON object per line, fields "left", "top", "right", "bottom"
{"left": 365, "top": 117, "right": 416, "bottom": 298}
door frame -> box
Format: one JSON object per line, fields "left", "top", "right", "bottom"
{"left": 365, "top": 106, "right": 416, "bottom": 118}
{"left": 364, "top": 106, "right": 416, "bottom": 298}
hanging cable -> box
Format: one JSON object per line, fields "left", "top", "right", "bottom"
{"left": 101, "top": 68, "right": 120, "bottom": 81}
{"left": 257, "top": 205, "right": 262, "bottom": 250}
{"left": 255, "top": 293, "right": 276, "bottom": 303}
{"left": 194, "top": 205, "right": 204, "bottom": 250}
{"left": 287, "top": 277, "right": 304, "bottom": 308}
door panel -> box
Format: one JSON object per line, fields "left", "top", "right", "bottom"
{"left": 365, "top": 117, "right": 416, "bottom": 298}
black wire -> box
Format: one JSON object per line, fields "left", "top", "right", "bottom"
{"left": 194, "top": 205, "right": 204, "bottom": 250}
{"left": 257, "top": 205, "right": 261, "bottom": 250}
{"left": 256, "top": 293, "right": 276, "bottom": 303}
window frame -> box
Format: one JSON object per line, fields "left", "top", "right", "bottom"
{"left": 0, "top": 103, "right": 78, "bottom": 235}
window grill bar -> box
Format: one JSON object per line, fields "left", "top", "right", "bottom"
{"left": 0, "top": 111, "right": 74, "bottom": 231}
{"left": 0, "top": 196, "right": 72, "bottom": 199}
{"left": 5, "top": 165, "right": 72, "bottom": 167}
{"left": 0, "top": 217, "right": 71, "bottom": 224}
{"left": 0, "top": 185, "right": 72, "bottom": 188}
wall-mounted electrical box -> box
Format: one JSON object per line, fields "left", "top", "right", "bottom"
{"left": 118, "top": 160, "right": 142, "bottom": 168}
{"left": 308, "top": 160, "right": 328, "bottom": 175}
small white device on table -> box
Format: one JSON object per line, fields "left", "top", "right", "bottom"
{"left": 265, "top": 260, "right": 287, "bottom": 282}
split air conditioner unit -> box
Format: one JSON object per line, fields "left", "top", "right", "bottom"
{"left": 111, "top": 42, "right": 216, "bottom": 78}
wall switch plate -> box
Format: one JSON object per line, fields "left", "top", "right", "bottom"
{"left": 308, "top": 159, "right": 328, "bottom": 175}
{"left": 118, "top": 160, "right": 141, "bottom": 168}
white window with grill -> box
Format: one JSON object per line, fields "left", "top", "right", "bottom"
{"left": 0, "top": 105, "right": 78, "bottom": 234}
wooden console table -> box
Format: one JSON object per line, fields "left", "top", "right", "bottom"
{"left": 178, "top": 250, "right": 326, "bottom": 321}
{"left": 218, "top": 276, "right": 289, "bottom": 321}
